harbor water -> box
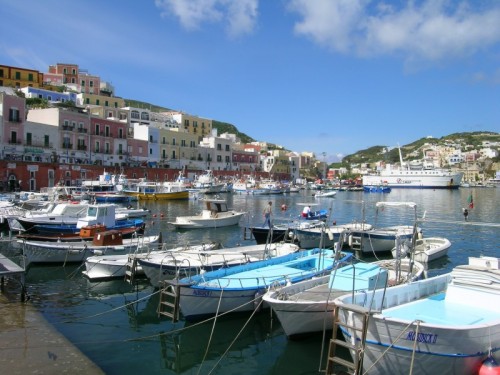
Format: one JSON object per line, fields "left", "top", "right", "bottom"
{"left": 1, "top": 188, "right": 499, "bottom": 374}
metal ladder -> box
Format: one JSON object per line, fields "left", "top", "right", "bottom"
{"left": 124, "top": 254, "right": 139, "bottom": 284}
{"left": 326, "top": 303, "right": 370, "bottom": 375}
{"left": 157, "top": 280, "right": 183, "bottom": 322}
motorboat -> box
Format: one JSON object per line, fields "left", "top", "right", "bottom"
{"left": 169, "top": 199, "right": 245, "bottom": 229}
{"left": 294, "top": 222, "right": 373, "bottom": 249}
{"left": 164, "top": 247, "right": 353, "bottom": 321}
{"left": 314, "top": 190, "right": 337, "bottom": 198}
{"left": 392, "top": 236, "right": 451, "bottom": 263}
{"left": 332, "top": 256, "right": 500, "bottom": 375}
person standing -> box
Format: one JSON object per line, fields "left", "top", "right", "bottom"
{"left": 463, "top": 208, "right": 469, "bottom": 221}
{"left": 263, "top": 201, "right": 273, "bottom": 228}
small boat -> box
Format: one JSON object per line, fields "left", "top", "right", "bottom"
{"left": 301, "top": 208, "right": 328, "bottom": 221}
{"left": 363, "top": 185, "right": 391, "bottom": 193}
{"left": 16, "top": 204, "right": 145, "bottom": 241}
{"left": 139, "top": 242, "right": 301, "bottom": 288}
{"left": 19, "top": 230, "right": 160, "bottom": 265}
{"left": 263, "top": 257, "right": 425, "bottom": 338}
{"left": 83, "top": 241, "right": 220, "bottom": 281}
{"left": 294, "top": 222, "right": 373, "bottom": 249}
{"left": 165, "top": 247, "right": 353, "bottom": 321}
{"left": 392, "top": 236, "right": 451, "bottom": 263}
{"left": 122, "top": 178, "right": 189, "bottom": 200}
{"left": 346, "top": 201, "right": 422, "bottom": 255}
{"left": 248, "top": 220, "right": 324, "bottom": 245}
{"left": 333, "top": 256, "right": 500, "bottom": 375}
{"left": 190, "top": 170, "right": 225, "bottom": 194}
{"left": 314, "top": 190, "right": 337, "bottom": 198}
{"left": 169, "top": 199, "right": 245, "bottom": 229}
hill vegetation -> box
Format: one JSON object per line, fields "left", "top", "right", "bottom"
{"left": 342, "top": 132, "right": 500, "bottom": 165}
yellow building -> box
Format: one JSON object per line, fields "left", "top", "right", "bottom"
{"left": 158, "top": 128, "right": 201, "bottom": 168}
{"left": 168, "top": 112, "right": 212, "bottom": 140}
{"left": 79, "top": 93, "right": 125, "bottom": 109}
{"left": 0, "top": 64, "right": 43, "bottom": 88}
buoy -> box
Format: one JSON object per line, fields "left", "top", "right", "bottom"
{"left": 153, "top": 214, "right": 157, "bottom": 218}
{"left": 160, "top": 213, "right": 164, "bottom": 218}
{"left": 479, "top": 356, "right": 500, "bottom": 375}
{"left": 281, "top": 204, "right": 287, "bottom": 211}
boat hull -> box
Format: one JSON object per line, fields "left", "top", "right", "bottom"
{"left": 171, "top": 212, "right": 245, "bottom": 229}
{"left": 336, "top": 266, "right": 500, "bottom": 375}
{"left": 363, "top": 171, "right": 463, "bottom": 189}
{"left": 122, "top": 191, "right": 189, "bottom": 200}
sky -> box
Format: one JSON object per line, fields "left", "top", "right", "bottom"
{"left": 1, "top": 0, "right": 499, "bottom": 162}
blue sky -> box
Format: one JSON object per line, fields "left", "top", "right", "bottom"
{"left": 1, "top": 0, "right": 499, "bottom": 161}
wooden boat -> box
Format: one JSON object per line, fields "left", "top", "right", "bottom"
{"left": 140, "top": 242, "right": 300, "bottom": 288}
{"left": 392, "top": 236, "right": 451, "bottom": 263}
{"left": 263, "top": 258, "right": 425, "bottom": 338}
{"left": 15, "top": 203, "right": 144, "bottom": 239}
{"left": 19, "top": 229, "right": 160, "bottom": 265}
{"left": 333, "top": 256, "right": 500, "bottom": 375}
{"left": 122, "top": 178, "right": 189, "bottom": 200}
{"left": 169, "top": 199, "right": 245, "bottom": 229}
{"left": 164, "top": 248, "right": 353, "bottom": 321}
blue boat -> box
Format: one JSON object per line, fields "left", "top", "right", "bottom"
{"left": 301, "top": 208, "right": 328, "bottom": 220}
{"left": 167, "top": 248, "right": 353, "bottom": 321}
{"left": 18, "top": 203, "right": 144, "bottom": 236}
{"left": 363, "top": 185, "right": 391, "bottom": 193}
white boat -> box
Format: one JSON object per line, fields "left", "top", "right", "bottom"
{"left": 333, "top": 256, "right": 500, "bottom": 375}
{"left": 83, "top": 241, "right": 220, "bottom": 280}
{"left": 346, "top": 202, "right": 422, "bottom": 255}
{"left": 362, "top": 147, "right": 463, "bottom": 189}
{"left": 139, "top": 242, "right": 301, "bottom": 288}
{"left": 190, "top": 170, "right": 225, "bottom": 194}
{"left": 169, "top": 199, "right": 245, "bottom": 229}
{"left": 314, "top": 190, "right": 337, "bottom": 198}
{"left": 165, "top": 248, "right": 353, "bottom": 321}
{"left": 294, "top": 222, "right": 373, "bottom": 249}
{"left": 19, "top": 230, "right": 160, "bottom": 265}
{"left": 392, "top": 236, "right": 451, "bottom": 263}
{"left": 263, "top": 258, "right": 425, "bottom": 338}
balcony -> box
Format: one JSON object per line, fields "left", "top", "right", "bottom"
{"left": 77, "top": 145, "right": 87, "bottom": 151}
{"left": 62, "top": 125, "right": 74, "bottom": 131}
{"left": 8, "top": 140, "right": 21, "bottom": 144}
{"left": 61, "top": 143, "right": 73, "bottom": 149}
{"left": 77, "top": 128, "right": 88, "bottom": 133}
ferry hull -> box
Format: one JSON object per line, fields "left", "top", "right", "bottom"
{"left": 363, "top": 172, "right": 463, "bottom": 189}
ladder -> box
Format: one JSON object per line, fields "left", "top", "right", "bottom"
{"left": 349, "top": 235, "right": 362, "bottom": 252}
{"left": 326, "top": 303, "right": 370, "bottom": 375}
{"left": 157, "top": 280, "right": 184, "bottom": 322}
{"left": 124, "top": 254, "right": 139, "bottom": 284}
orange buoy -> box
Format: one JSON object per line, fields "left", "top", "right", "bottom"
{"left": 479, "top": 356, "right": 500, "bottom": 375}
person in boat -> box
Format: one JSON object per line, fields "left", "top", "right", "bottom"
{"left": 263, "top": 201, "right": 273, "bottom": 228}
{"left": 302, "top": 205, "right": 311, "bottom": 218}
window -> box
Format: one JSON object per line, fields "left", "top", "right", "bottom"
{"left": 10, "top": 131, "right": 17, "bottom": 144}
{"left": 81, "top": 80, "right": 85, "bottom": 86}
{"left": 28, "top": 73, "right": 33, "bottom": 81}
{"left": 225, "top": 145, "right": 230, "bottom": 151}
{"left": 89, "top": 81, "right": 94, "bottom": 87}
{"left": 217, "top": 144, "right": 222, "bottom": 150}
{"left": 105, "top": 101, "right": 109, "bottom": 107}
{"left": 15, "top": 71, "right": 21, "bottom": 79}
{"left": 149, "top": 148, "right": 152, "bottom": 155}
{"left": 72, "top": 69, "right": 76, "bottom": 74}
{"left": 181, "top": 140, "right": 186, "bottom": 147}
{"left": 96, "top": 99, "right": 100, "bottom": 105}
{"left": 44, "top": 135, "right": 49, "bottom": 147}
{"left": 119, "top": 129, "right": 123, "bottom": 138}
{"left": 217, "top": 155, "right": 222, "bottom": 162}
{"left": 8, "top": 108, "right": 20, "bottom": 122}
{"left": 26, "top": 133, "right": 32, "bottom": 145}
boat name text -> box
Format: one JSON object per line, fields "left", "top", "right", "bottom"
{"left": 405, "top": 331, "right": 438, "bottom": 344}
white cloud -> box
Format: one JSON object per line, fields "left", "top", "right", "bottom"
{"left": 155, "top": 0, "right": 258, "bottom": 37}
{"left": 288, "top": 0, "right": 500, "bottom": 63}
